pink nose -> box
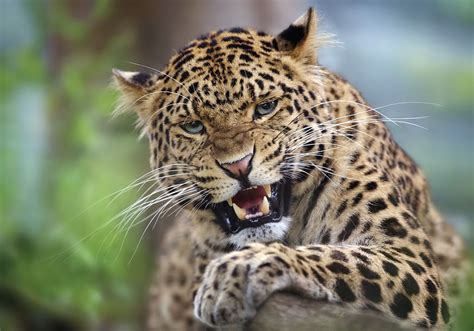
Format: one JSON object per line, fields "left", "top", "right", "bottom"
{"left": 220, "top": 154, "right": 253, "bottom": 177}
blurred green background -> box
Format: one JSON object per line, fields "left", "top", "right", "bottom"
{"left": 0, "top": 0, "right": 473, "bottom": 330}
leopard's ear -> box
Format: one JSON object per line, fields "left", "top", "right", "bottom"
{"left": 274, "top": 8, "right": 319, "bottom": 65}
{"left": 112, "top": 69, "right": 159, "bottom": 119}
{"left": 112, "top": 69, "right": 158, "bottom": 101}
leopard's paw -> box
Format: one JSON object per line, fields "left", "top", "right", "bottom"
{"left": 193, "top": 243, "right": 291, "bottom": 326}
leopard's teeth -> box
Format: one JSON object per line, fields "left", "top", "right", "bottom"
{"left": 227, "top": 198, "right": 233, "bottom": 206}
{"left": 232, "top": 203, "right": 247, "bottom": 221}
{"left": 260, "top": 196, "right": 270, "bottom": 215}
{"left": 246, "top": 212, "right": 263, "bottom": 221}
{"left": 263, "top": 184, "right": 271, "bottom": 197}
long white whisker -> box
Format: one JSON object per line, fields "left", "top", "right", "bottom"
{"left": 128, "top": 61, "right": 204, "bottom": 105}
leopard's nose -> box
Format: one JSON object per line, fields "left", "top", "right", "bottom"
{"left": 219, "top": 153, "right": 253, "bottom": 177}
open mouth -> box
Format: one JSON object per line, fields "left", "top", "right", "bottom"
{"left": 212, "top": 181, "right": 291, "bottom": 234}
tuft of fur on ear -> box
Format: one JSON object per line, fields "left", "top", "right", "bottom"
{"left": 111, "top": 68, "right": 159, "bottom": 123}
{"left": 274, "top": 8, "right": 330, "bottom": 65}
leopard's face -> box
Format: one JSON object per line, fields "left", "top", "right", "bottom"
{"left": 114, "top": 10, "right": 331, "bottom": 247}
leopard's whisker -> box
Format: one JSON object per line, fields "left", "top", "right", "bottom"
{"left": 116, "top": 183, "right": 195, "bottom": 227}
{"left": 107, "top": 171, "right": 193, "bottom": 208}
{"left": 109, "top": 184, "right": 198, "bottom": 257}
{"left": 110, "top": 182, "right": 196, "bottom": 239}
{"left": 115, "top": 180, "right": 194, "bottom": 219}
{"left": 285, "top": 114, "right": 428, "bottom": 154}
{"left": 273, "top": 100, "right": 439, "bottom": 142}
{"left": 172, "top": 189, "right": 208, "bottom": 218}
{"left": 128, "top": 61, "right": 204, "bottom": 105}
{"left": 283, "top": 159, "right": 357, "bottom": 182}
{"left": 125, "top": 187, "right": 201, "bottom": 263}
{"left": 114, "top": 92, "right": 190, "bottom": 117}
{"left": 311, "top": 100, "right": 439, "bottom": 128}
{"left": 120, "top": 188, "right": 200, "bottom": 235}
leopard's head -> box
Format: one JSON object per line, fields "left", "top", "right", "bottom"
{"left": 113, "top": 8, "right": 333, "bottom": 248}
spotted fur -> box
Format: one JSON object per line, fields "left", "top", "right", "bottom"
{"left": 113, "top": 8, "right": 466, "bottom": 330}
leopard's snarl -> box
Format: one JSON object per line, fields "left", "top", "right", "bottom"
{"left": 113, "top": 8, "right": 466, "bottom": 330}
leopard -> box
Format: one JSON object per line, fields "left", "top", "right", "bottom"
{"left": 112, "top": 8, "right": 467, "bottom": 330}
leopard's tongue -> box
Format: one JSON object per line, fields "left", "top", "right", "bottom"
{"left": 227, "top": 185, "right": 271, "bottom": 221}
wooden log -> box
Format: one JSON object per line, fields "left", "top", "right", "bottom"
{"left": 216, "top": 292, "right": 413, "bottom": 331}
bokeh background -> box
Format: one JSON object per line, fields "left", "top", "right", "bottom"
{"left": 1, "top": 0, "right": 473, "bottom": 330}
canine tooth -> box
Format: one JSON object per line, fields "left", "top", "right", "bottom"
{"left": 227, "top": 198, "right": 233, "bottom": 206}
{"left": 232, "top": 203, "right": 247, "bottom": 220}
{"left": 260, "top": 196, "right": 270, "bottom": 215}
{"left": 263, "top": 184, "right": 271, "bottom": 197}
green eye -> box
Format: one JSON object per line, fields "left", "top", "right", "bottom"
{"left": 255, "top": 100, "right": 278, "bottom": 117}
{"left": 181, "top": 121, "right": 204, "bottom": 134}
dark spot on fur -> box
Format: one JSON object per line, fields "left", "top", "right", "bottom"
{"left": 327, "top": 262, "right": 351, "bottom": 274}
{"left": 393, "top": 246, "right": 415, "bottom": 258}
{"left": 188, "top": 82, "right": 199, "bottom": 94}
{"left": 382, "top": 261, "right": 399, "bottom": 277}
{"left": 336, "top": 200, "right": 348, "bottom": 218}
{"left": 239, "top": 69, "right": 253, "bottom": 78}
{"left": 352, "top": 193, "right": 363, "bottom": 206}
{"left": 380, "top": 251, "right": 401, "bottom": 263}
{"left": 351, "top": 251, "right": 369, "bottom": 263}
{"left": 357, "top": 263, "right": 380, "bottom": 280}
{"left": 362, "top": 222, "right": 372, "bottom": 233}
{"left": 321, "top": 229, "right": 331, "bottom": 244}
{"left": 331, "top": 250, "right": 348, "bottom": 262}
{"left": 335, "top": 278, "right": 356, "bottom": 302}
{"left": 410, "top": 236, "right": 420, "bottom": 244}
{"left": 441, "top": 299, "right": 450, "bottom": 323}
{"left": 337, "top": 213, "right": 360, "bottom": 241}
{"left": 402, "top": 273, "right": 420, "bottom": 296}
{"left": 425, "top": 279, "right": 437, "bottom": 294}
{"left": 419, "top": 252, "right": 433, "bottom": 268}
{"left": 380, "top": 217, "right": 407, "bottom": 238}
{"left": 425, "top": 296, "right": 439, "bottom": 325}
{"left": 408, "top": 261, "right": 426, "bottom": 275}
{"left": 388, "top": 192, "right": 399, "bottom": 206}
{"left": 361, "top": 280, "right": 382, "bottom": 303}
{"left": 350, "top": 152, "right": 361, "bottom": 164}
{"left": 274, "top": 256, "right": 291, "bottom": 269}
{"left": 368, "top": 199, "right": 387, "bottom": 213}
{"left": 347, "top": 180, "right": 360, "bottom": 190}
{"left": 390, "top": 293, "right": 413, "bottom": 319}
{"left": 365, "top": 182, "right": 377, "bottom": 191}
{"left": 307, "top": 254, "right": 321, "bottom": 262}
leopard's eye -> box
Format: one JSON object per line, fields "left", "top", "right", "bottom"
{"left": 181, "top": 121, "right": 205, "bottom": 134}
{"left": 255, "top": 100, "right": 278, "bottom": 117}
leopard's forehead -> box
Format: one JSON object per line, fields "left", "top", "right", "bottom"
{"left": 166, "top": 28, "right": 279, "bottom": 78}
{"left": 159, "top": 28, "right": 300, "bottom": 123}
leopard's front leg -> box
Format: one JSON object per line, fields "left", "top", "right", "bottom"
{"left": 194, "top": 235, "right": 449, "bottom": 328}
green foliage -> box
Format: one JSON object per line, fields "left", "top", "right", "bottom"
{"left": 453, "top": 266, "right": 474, "bottom": 330}
{"left": 409, "top": 57, "right": 474, "bottom": 111}
{"left": 0, "top": 47, "right": 45, "bottom": 100}
{"left": 1, "top": 0, "right": 151, "bottom": 329}
{"left": 437, "top": 0, "right": 474, "bottom": 24}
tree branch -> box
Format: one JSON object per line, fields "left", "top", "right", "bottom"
{"left": 219, "top": 292, "right": 413, "bottom": 331}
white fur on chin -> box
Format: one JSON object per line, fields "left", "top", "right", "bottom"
{"left": 228, "top": 216, "right": 292, "bottom": 249}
